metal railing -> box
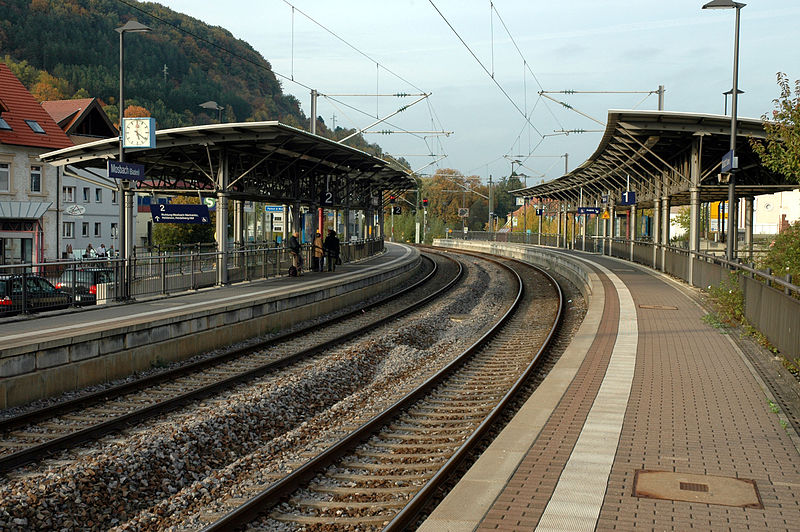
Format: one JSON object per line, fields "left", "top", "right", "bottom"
{"left": 0, "top": 238, "right": 384, "bottom": 316}
{"left": 446, "top": 231, "right": 799, "bottom": 359}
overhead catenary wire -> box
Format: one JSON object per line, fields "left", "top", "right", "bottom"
{"left": 116, "top": 0, "right": 448, "bottom": 171}
{"left": 429, "top": 0, "right": 543, "bottom": 139}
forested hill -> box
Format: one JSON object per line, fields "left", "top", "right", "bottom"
{"left": 0, "top": 0, "right": 390, "bottom": 158}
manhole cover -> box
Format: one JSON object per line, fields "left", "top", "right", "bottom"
{"left": 633, "top": 470, "right": 762, "bottom": 508}
{"left": 639, "top": 304, "right": 679, "bottom": 310}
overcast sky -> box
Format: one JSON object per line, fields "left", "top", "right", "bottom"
{"left": 156, "top": 0, "right": 800, "bottom": 184}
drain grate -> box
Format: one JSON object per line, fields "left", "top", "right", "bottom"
{"left": 639, "top": 304, "right": 679, "bottom": 310}
{"left": 634, "top": 470, "right": 762, "bottom": 508}
{"left": 680, "top": 482, "right": 709, "bottom": 493}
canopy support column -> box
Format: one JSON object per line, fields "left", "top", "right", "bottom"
{"left": 216, "top": 150, "right": 229, "bottom": 286}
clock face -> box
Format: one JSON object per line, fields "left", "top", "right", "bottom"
{"left": 122, "top": 118, "right": 155, "bottom": 148}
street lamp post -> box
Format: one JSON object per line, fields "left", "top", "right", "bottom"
{"left": 199, "top": 100, "right": 225, "bottom": 123}
{"left": 703, "top": 0, "right": 745, "bottom": 263}
{"left": 116, "top": 19, "right": 151, "bottom": 300}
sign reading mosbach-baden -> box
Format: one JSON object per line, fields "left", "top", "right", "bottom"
{"left": 107, "top": 160, "right": 145, "bottom": 180}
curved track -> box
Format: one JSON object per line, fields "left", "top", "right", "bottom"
{"left": 0, "top": 253, "right": 461, "bottom": 473}
{"left": 202, "top": 250, "right": 563, "bottom": 531}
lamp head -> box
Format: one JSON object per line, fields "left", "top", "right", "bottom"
{"left": 116, "top": 20, "right": 152, "bottom": 33}
{"left": 702, "top": 0, "right": 745, "bottom": 9}
{"left": 200, "top": 101, "right": 224, "bottom": 111}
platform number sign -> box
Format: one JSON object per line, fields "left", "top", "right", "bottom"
{"left": 320, "top": 190, "right": 335, "bottom": 206}
{"left": 393, "top": 206, "right": 401, "bottom": 215}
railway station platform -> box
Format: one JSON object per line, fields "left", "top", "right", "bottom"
{"left": 0, "top": 243, "right": 420, "bottom": 409}
{"left": 424, "top": 240, "right": 800, "bottom": 532}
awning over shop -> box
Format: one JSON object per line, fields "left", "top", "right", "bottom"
{"left": 0, "top": 201, "right": 52, "bottom": 219}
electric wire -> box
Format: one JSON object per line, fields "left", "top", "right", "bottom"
{"left": 115, "top": 0, "right": 446, "bottom": 166}
{"left": 429, "top": 0, "right": 543, "bottom": 138}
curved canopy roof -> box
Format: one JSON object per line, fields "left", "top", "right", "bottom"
{"left": 514, "top": 110, "right": 797, "bottom": 208}
{"left": 40, "top": 121, "right": 413, "bottom": 210}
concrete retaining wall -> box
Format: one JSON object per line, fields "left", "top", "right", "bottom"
{"left": 0, "top": 253, "right": 420, "bottom": 409}
{"left": 433, "top": 239, "right": 592, "bottom": 300}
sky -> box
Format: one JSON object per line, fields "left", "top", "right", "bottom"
{"left": 155, "top": 0, "right": 800, "bottom": 185}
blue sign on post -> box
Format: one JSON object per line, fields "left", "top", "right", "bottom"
{"left": 536, "top": 209, "right": 543, "bottom": 215}
{"left": 620, "top": 191, "right": 637, "bottom": 206}
{"left": 578, "top": 207, "right": 602, "bottom": 215}
{"left": 107, "top": 160, "right": 145, "bottom": 180}
{"left": 721, "top": 150, "right": 738, "bottom": 173}
{"left": 150, "top": 204, "right": 211, "bottom": 224}
{"left": 264, "top": 205, "right": 283, "bottom": 213}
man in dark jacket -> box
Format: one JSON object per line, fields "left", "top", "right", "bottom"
{"left": 323, "top": 230, "right": 340, "bottom": 271}
{"left": 288, "top": 231, "right": 302, "bottom": 273}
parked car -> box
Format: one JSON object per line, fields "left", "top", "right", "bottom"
{"left": 55, "top": 268, "right": 114, "bottom": 305}
{"left": 0, "top": 274, "right": 72, "bottom": 316}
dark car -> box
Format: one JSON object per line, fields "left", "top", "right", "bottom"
{"left": 55, "top": 268, "right": 114, "bottom": 305}
{"left": 0, "top": 274, "right": 72, "bottom": 316}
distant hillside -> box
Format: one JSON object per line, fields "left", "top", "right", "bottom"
{"left": 0, "top": 0, "right": 396, "bottom": 161}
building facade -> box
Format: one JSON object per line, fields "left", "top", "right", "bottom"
{"left": 0, "top": 63, "right": 72, "bottom": 264}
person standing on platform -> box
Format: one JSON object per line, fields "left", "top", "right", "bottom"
{"left": 313, "top": 231, "right": 324, "bottom": 272}
{"left": 323, "top": 229, "right": 340, "bottom": 272}
{"left": 288, "top": 231, "right": 302, "bottom": 275}
{"left": 97, "top": 243, "right": 107, "bottom": 258}
{"left": 85, "top": 243, "right": 96, "bottom": 259}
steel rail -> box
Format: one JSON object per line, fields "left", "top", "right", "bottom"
{"left": 0, "top": 253, "right": 462, "bottom": 473}
{"left": 385, "top": 251, "right": 564, "bottom": 530}
{"left": 202, "top": 250, "right": 557, "bottom": 532}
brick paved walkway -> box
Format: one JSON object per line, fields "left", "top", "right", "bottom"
{"left": 424, "top": 249, "right": 800, "bottom": 531}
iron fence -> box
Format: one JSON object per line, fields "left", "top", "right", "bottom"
{"left": 0, "top": 238, "right": 384, "bottom": 316}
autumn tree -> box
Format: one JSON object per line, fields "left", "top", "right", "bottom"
{"left": 751, "top": 72, "right": 800, "bottom": 183}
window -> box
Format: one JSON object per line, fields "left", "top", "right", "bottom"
{"left": 83, "top": 187, "right": 90, "bottom": 202}
{"left": 0, "top": 163, "right": 9, "bottom": 192}
{"left": 95, "top": 188, "right": 102, "bottom": 203}
{"left": 94, "top": 222, "right": 101, "bottom": 237}
{"left": 0, "top": 118, "right": 11, "bottom": 130}
{"left": 82, "top": 222, "right": 89, "bottom": 237}
{"left": 25, "top": 120, "right": 45, "bottom": 134}
{"left": 63, "top": 186, "right": 75, "bottom": 202}
{"left": 63, "top": 222, "right": 74, "bottom": 238}
{"left": 111, "top": 223, "right": 118, "bottom": 239}
{"left": 112, "top": 190, "right": 118, "bottom": 204}
{"left": 30, "top": 165, "right": 42, "bottom": 193}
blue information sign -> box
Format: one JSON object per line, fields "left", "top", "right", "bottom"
{"left": 536, "top": 209, "right": 543, "bottom": 215}
{"left": 578, "top": 207, "right": 602, "bottom": 215}
{"left": 264, "top": 205, "right": 283, "bottom": 213}
{"left": 150, "top": 204, "right": 211, "bottom": 224}
{"left": 107, "top": 160, "right": 145, "bottom": 180}
{"left": 721, "top": 150, "right": 738, "bottom": 173}
{"left": 620, "top": 190, "right": 637, "bottom": 206}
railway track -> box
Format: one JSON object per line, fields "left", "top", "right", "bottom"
{"left": 0, "top": 252, "right": 460, "bottom": 473}
{"left": 200, "top": 250, "right": 563, "bottom": 531}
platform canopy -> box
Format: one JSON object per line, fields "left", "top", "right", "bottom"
{"left": 40, "top": 121, "right": 413, "bottom": 211}
{"left": 513, "top": 110, "right": 797, "bottom": 209}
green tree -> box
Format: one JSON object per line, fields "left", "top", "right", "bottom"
{"left": 751, "top": 72, "right": 800, "bottom": 183}
{"left": 151, "top": 196, "right": 215, "bottom": 249}
{"left": 761, "top": 221, "right": 800, "bottom": 286}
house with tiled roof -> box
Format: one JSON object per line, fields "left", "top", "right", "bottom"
{"left": 0, "top": 63, "right": 73, "bottom": 264}
{"left": 42, "top": 98, "right": 118, "bottom": 145}
{"left": 43, "top": 97, "right": 123, "bottom": 258}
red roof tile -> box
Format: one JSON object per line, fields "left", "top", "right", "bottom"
{"left": 0, "top": 63, "right": 73, "bottom": 150}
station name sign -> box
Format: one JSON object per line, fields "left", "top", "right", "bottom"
{"left": 107, "top": 160, "right": 145, "bottom": 180}
{"left": 577, "top": 207, "right": 601, "bottom": 215}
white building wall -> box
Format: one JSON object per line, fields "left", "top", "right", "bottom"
{"left": 0, "top": 145, "right": 59, "bottom": 261}
{"left": 60, "top": 168, "right": 127, "bottom": 259}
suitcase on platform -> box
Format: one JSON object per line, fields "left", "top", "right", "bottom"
{"left": 288, "top": 265, "right": 298, "bottom": 277}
